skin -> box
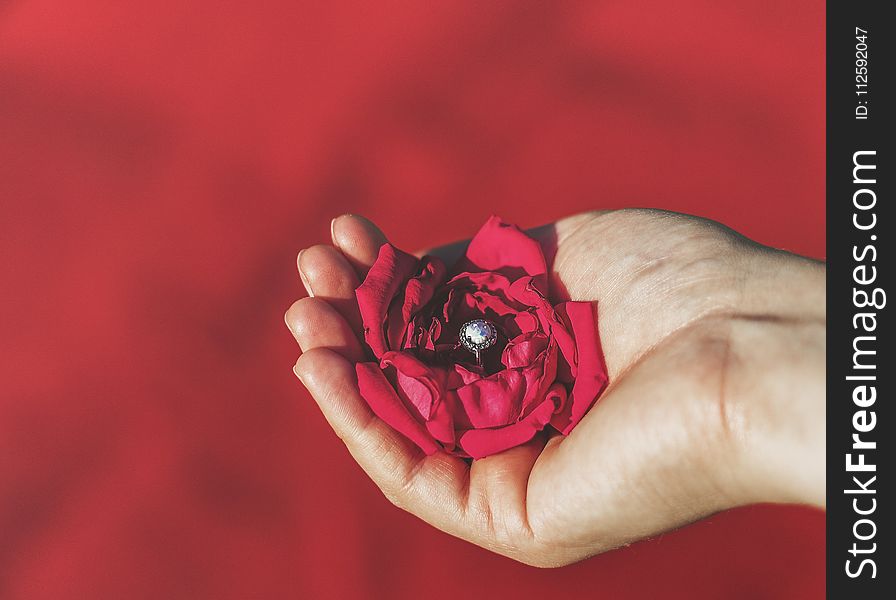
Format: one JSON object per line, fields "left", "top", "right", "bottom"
{"left": 284, "top": 209, "right": 825, "bottom": 568}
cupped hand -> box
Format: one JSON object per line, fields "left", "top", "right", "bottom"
{"left": 284, "top": 209, "right": 825, "bottom": 567}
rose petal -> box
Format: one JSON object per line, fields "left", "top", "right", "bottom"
{"left": 520, "top": 341, "right": 558, "bottom": 415}
{"left": 453, "top": 354, "right": 552, "bottom": 430}
{"left": 513, "top": 310, "right": 539, "bottom": 334}
{"left": 549, "top": 301, "right": 608, "bottom": 435}
{"left": 380, "top": 351, "right": 443, "bottom": 420}
{"left": 445, "top": 271, "right": 516, "bottom": 298}
{"left": 507, "top": 275, "right": 544, "bottom": 306}
{"left": 425, "top": 392, "right": 461, "bottom": 451}
{"left": 513, "top": 280, "right": 576, "bottom": 377}
{"left": 457, "top": 216, "right": 548, "bottom": 290}
{"left": 387, "top": 256, "right": 447, "bottom": 350}
{"left": 356, "top": 243, "right": 421, "bottom": 358}
{"left": 548, "top": 311, "right": 577, "bottom": 381}
{"left": 404, "top": 257, "right": 447, "bottom": 321}
{"left": 457, "top": 385, "right": 565, "bottom": 459}
{"left": 447, "top": 363, "right": 483, "bottom": 388}
{"left": 508, "top": 276, "right": 573, "bottom": 351}
{"left": 356, "top": 362, "right": 440, "bottom": 454}
{"left": 440, "top": 271, "right": 525, "bottom": 323}
{"left": 455, "top": 370, "right": 525, "bottom": 428}
{"left": 502, "top": 332, "right": 549, "bottom": 369}
{"left": 406, "top": 317, "right": 441, "bottom": 352}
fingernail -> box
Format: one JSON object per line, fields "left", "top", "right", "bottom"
{"left": 297, "top": 249, "right": 313, "bottom": 297}
{"left": 292, "top": 364, "right": 304, "bottom": 383}
{"left": 331, "top": 214, "right": 353, "bottom": 245}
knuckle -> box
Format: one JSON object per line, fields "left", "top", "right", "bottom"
{"left": 380, "top": 479, "right": 413, "bottom": 512}
{"left": 293, "top": 346, "right": 330, "bottom": 380}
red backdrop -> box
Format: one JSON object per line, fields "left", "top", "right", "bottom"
{"left": 1, "top": 1, "right": 825, "bottom": 598}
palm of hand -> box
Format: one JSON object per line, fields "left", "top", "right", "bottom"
{"left": 286, "top": 209, "right": 822, "bottom": 566}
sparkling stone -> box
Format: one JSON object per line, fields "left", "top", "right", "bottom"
{"left": 460, "top": 319, "right": 497, "bottom": 351}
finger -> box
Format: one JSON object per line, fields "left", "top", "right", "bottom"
{"left": 330, "top": 214, "right": 388, "bottom": 280}
{"left": 284, "top": 297, "right": 364, "bottom": 362}
{"left": 294, "top": 347, "right": 473, "bottom": 538}
{"left": 297, "top": 244, "right": 363, "bottom": 333}
{"left": 468, "top": 434, "right": 547, "bottom": 542}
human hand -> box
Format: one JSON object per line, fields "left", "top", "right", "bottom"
{"left": 285, "top": 209, "right": 825, "bottom": 567}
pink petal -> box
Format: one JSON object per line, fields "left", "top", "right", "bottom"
{"left": 549, "top": 301, "right": 608, "bottom": 435}
{"left": 447, "top": 363, "right": 483, "bottom": 388}
{"left": 455, "top": 370, "right": 525, "bottom": 428}
{"left": 356, "top": 362, "right": 440, "bottom": 455}
{"left": 441, "top": 272, "right": 526, "bottom": 321}
{"left": 458, "top": 216, "right": 548, "bottom": 290}
{"left": 425, "top": 392, "right": 460, "bottom": 451}
{"left": 406, "top": 317, "right": 440, "bottom": 352}
{"left": 356, "top": 243, "right": 422, "bottom": 358}
{"left": 387, "top": 256, "right": 447, "bottom": 350}
{"left": 507, "top": 278, "right": 574, "bottom": 359}
{"left": 379, "top": 351, "right": 443, "bottom": 420}
{"left": 445, "top": 271, "right": 516, "bottom": 297}
{"left": 507, "top": 275, "right": 546, "bottom": 306}
{"left": 457, "top": 386, "right": 564, "bottom": 459}
{"left": 514, "top": 285, "right": 575, "bottom": 378}
{"left": 453, "top": 353, "right": 552, "bottom": 429}
{"left": 548, "top": 310, "right": 577, "bottom": 381}
{"left": 403, "top": 257, "right": 447, "bottom": 322}
{"left": 520, "top": 341, "right": 559, "bottom": 415}
{"left": 513, "top": 310, "right": 539, "bottom": 334}
{"left": 501, "top": 332, "right": 549, "bottom": 369}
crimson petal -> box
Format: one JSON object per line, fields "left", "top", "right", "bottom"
{"left": 356, "top": 243, "right": 421, "bottom": 358}
{"left": 458, "top": 385, "right": 565, "bottom": 459}
{"left": 356, "top": 362, "right": 440, "bottom": 454}
{"left": 550, "top": 301, "right": 608, "bottom": 434}
{"left": 460, "top": 216, "right": 548, "bottom": 290}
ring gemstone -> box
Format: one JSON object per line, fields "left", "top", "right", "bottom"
{"left": 459, "top": 319, "right": 498, "bottom": 353}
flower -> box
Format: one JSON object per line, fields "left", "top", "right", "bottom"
{"left": 354, "top": 216, "right": 608, "bottom": 459}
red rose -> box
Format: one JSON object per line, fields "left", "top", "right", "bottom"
{"left": 355, "top": 216, "right": 608, "bottom": 459}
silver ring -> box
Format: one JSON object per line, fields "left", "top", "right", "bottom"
{"left": 459, "top": 319, "right": 498, "bottom": 366}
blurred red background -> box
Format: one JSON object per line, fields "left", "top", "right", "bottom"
{"left": 1, "top": 1, "right": 824, "bottom": 598}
